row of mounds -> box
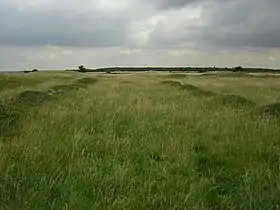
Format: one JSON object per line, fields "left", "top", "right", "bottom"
{"left": 162, "top": 80, "right": 280, "bottom": 119}
{"left": 161, "top": 80, "right": 255, "bottom": 108}
{"left": 11, "top": 77, "right": 99, "bottom": 106}
{"left": 0, "top": 77, "right": 98, "bottom": 141}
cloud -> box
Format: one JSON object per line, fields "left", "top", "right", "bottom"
{"left": 0, "top": 1, "right": 129, "bottom": 47}
{"left": 200, "top": 0, "right": 280, "bottom": 48}
{"left": 0, "top": 0, "right": 280, "bottom": 69}
{"left": 147, "top": 0, "right": 280, "bottom": 49}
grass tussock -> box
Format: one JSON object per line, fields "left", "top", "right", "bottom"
{"left": 75, "top": 77, "right": 98, "bottom": 85}
{"left": 214, "top": 94, "right": 256, "bottom": 108}
{"left": 255, "top": 103, "right": 280, "bottom": 119}
{"left": 11, "top": 90, "right": 53, "bottom": 107}
{"left": 192, "top": 147, "right": 240, "bottom": 208}
{"left": 0, "top": 104, "right": 23, "bottom": 139}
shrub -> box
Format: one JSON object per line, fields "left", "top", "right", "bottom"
{"left": 78, "top": 65, "right": 87, "bottom": 72}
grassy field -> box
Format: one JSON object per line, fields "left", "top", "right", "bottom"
{"left": 1, "top": 71, "right": 280, "bottom": 209}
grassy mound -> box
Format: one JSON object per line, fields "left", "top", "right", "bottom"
{"left": 47, "top": 78, "right": 98, "bottom": 96}
{"left": 255, "top": 103, "right": 280, "bottom": 118}
{"left": 75, "top": 77, "right": 98, "bottom": 85}
{"left": 0, "top": 104, "right": 23, "bottom": 139}
{"left": 162, "top": 81, "right": 216, "bottom": 97}
{"left": 48, "top": 84, "right": 82, "bottom": 96}
{"left": 181, "top": 84, "right": 217, "bottom": 97}
{"left": 215, "top": 94, "right": 255, "bottom": 108}
{"left": 12, "top": 90, "right": 52, "bottom": 107}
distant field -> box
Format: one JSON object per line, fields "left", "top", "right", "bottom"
{"left": 1, "top": 71, "right": 280, "bottom": 209}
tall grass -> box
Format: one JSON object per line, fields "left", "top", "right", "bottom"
{"left": 0, "top": 72, "right": 280, "bottom": 209}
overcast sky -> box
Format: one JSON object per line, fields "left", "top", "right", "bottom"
{"left": 0, "top": 0, "right": 279, "bottom": 70}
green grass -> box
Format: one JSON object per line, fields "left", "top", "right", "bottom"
{"left": 0, "top": 71, "right": 280, "bottom": 209}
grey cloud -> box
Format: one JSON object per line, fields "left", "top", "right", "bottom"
{"left": 200, "top": 0, "right": 280, "bottom": 48}
{"left": 1, "top": 0, "right": 280, "bottom": 52}
{"left": 151, "top": 0, "right": 231, "bottom": 9}
{"left": 149, "top": 0, "right": 280, "bottom": 49}
{"left": 0, "top": 3, "right": 127, "bottom": 47}
{"left": 153, "top": 0, "right": 199, "bottom": 9}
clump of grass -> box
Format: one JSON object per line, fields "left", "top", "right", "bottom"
{"left": 75, "top": 77, "right": 98, "bottom": 85}
{"left": 191, "top": 143, "right": 241, "bottom": 208}
{"left": 255, "top": 103, "right": 280, "bottom": 119}
{"left": 214, "top": 94, "right": 255, "bottom": 108}
{"left": 11, "top": 90, "right": 53, "bottom": 106}
{"left": 0, "top": 104, "right": 23, "bottom": 139}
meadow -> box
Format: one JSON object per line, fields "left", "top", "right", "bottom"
{"left": 0, "top": 71, "right": 280, "bottom": 209}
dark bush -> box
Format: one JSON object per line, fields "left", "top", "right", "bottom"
{"left": 233, "top": 66, "right": 243, "bottom": 72}
{"left": 78, "top": 65, "right": 87, "bottom": 72}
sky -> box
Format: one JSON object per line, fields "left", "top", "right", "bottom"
{"left": 0, "top": 0, "right": 280, "bottom": 70}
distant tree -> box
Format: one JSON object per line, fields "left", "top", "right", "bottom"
{"left": 32, "top": 69, "right": 38, "bottom": 72}
{"left": 78, "top": 65, "right": 87, "bottom": 72}
{"left": 233, "top": 66, "right": 243, "bottom": 72}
